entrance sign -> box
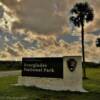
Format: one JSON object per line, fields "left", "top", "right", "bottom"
{"left": 17, "top": 56, "right": 86, "bottom": 92}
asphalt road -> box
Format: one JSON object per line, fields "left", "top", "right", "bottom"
{"left": 0, "top": 70, "right": 21, "bottom": 77}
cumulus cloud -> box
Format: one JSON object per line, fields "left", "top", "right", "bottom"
{"left": 0, "top": 29, "right": 100, "bottom": 62}
{"left": 0, "top": 28, "right": 81, "bottom": 60}
{"left": 0, "top": 0, "right": 100, "bottom": 62}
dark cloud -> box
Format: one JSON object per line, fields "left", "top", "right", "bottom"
{"left": 1, "top": 0, "right": 67, "bottom": 33}
{"left": 1, "top": 0, "right": 100, "bottom": 33}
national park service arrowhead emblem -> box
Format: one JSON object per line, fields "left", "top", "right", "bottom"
{"left": 67, "top": 58, "right": 77, "bottom": 72}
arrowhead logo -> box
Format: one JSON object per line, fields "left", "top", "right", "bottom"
{"left": 67, "top": 58, "right": 77, "bottom": 72}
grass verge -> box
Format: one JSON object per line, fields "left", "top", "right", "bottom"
{"left": 0, "top": 68, "right": 100, "bottom": 100}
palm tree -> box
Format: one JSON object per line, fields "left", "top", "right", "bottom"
{"left": 69, "top": 2, "right": 94, "bottom": 78}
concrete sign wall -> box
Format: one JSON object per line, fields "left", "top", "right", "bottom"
{"left": 17, "top": 56, "right": 86, "bottom": 92}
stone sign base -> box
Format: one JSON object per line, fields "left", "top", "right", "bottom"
{"left": 17, "top": 56, "right": 86, "bottom": 92}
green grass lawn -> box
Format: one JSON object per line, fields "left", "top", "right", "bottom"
{"left": 0, "top": 68, "right": 100, "bottom": 100}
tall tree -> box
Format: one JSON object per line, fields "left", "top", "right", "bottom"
{"left": 70, "top": 2, "right": 94, "bottom": 78}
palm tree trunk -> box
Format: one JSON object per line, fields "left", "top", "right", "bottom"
{"left": 81, "top": 24, "right": 86, "bottom": 79}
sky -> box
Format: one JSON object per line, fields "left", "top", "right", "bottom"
{"left": 0, "top": 0, "right": 100, "bottom": 62}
